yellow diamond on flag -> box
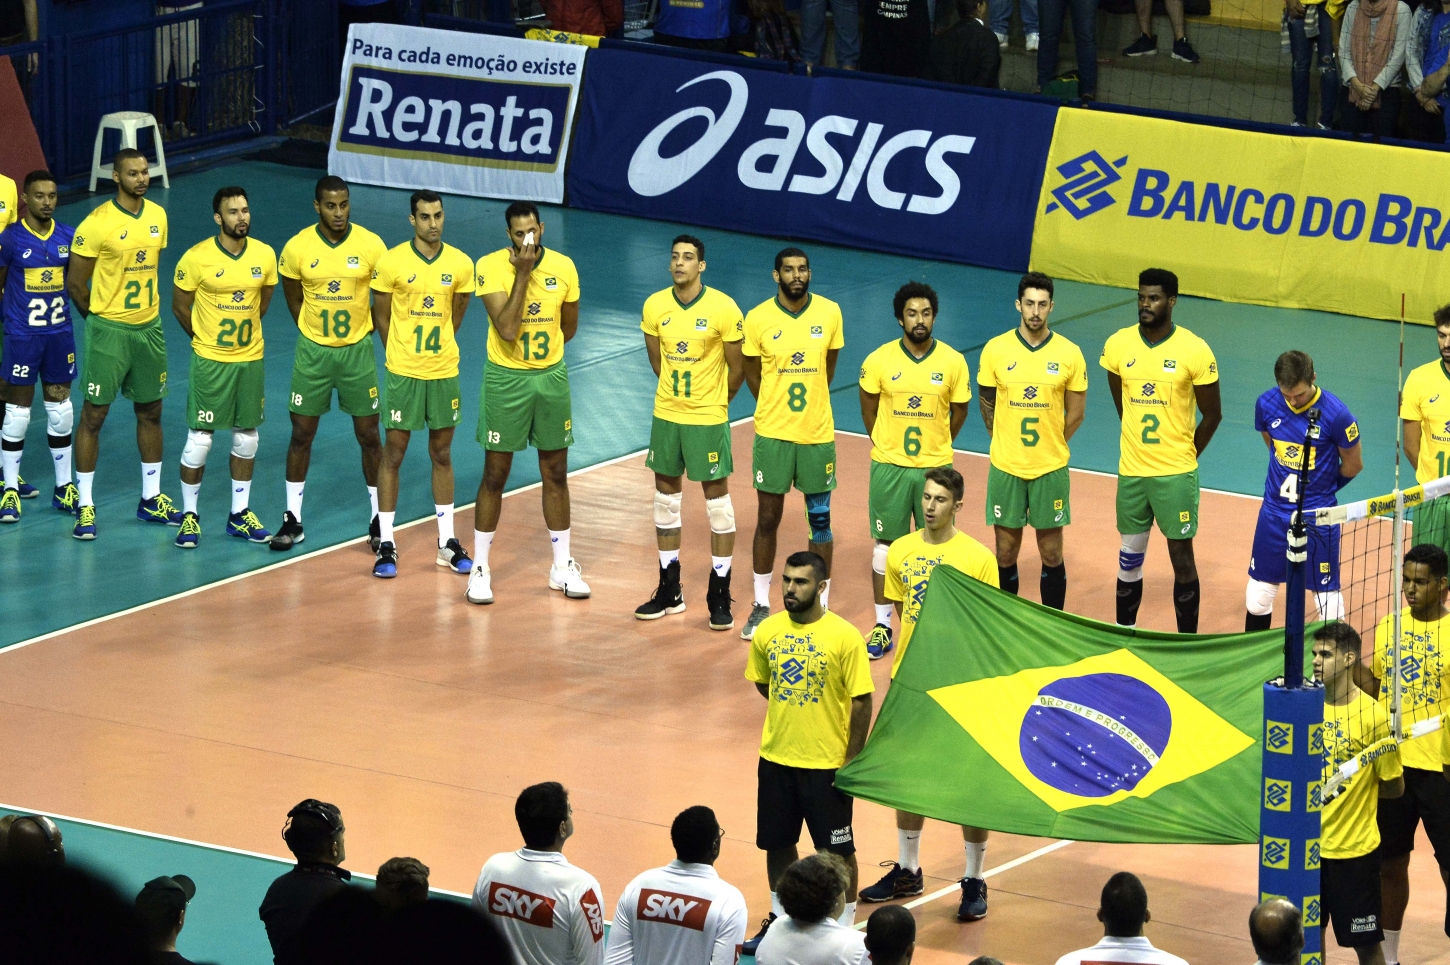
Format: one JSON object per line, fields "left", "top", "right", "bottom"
{"left": 928, "top": 649, "right": 1254, "bottom": 813}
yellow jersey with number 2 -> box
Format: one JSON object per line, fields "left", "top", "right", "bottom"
{"left": 173, "top": 237, "right": 278, "bottom": 363}
{"left": 278, "top": 224, "right": 388, "bottom": 348}
{"left": 1400, "top": 359, "right": 1450, "bottom": 484}
{"left": 885, "top": 529, "right": 999, "bottom": 677}
{"left": 859, "top": 338, "right": 971, "bottom": 469}
{"left": 371, "top": 241, "right": 475, "bottom": 381}
{"left": 475, "top": 246, "right": 580, "bottom": 371}
{"left": 978, "top": 329, "right": 1088, "bottom": 480}
{"left": 72, "top": 198, "right": 169, "bottom": 324}
{"left": 1099, "top": 324, "right": 1217, "bottom": 478}
{"left": 641, "top": 284, "right": 744, "bottom": 426}
{"left": 743, "top": 294, "right": 844, "bottom": 445}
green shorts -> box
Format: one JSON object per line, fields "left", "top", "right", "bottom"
{"left": 646, "top": 416, "right": 733, "bottom": 482}
{"left": 83, "top": 315, "right": 168, "bottom": 406}
{"left": 1412, "top": 494, "right": 1450, "bottom": 552}
{"left": 869, "top": 461, "right": 948, "bottom": 542}
{"left": 289, "top": 336, "right": 380, "bottom": 418}
{"left": 384, "top": 372, "right": 461, "bottom": 432}
{"left": 752, "top": 436, "right": 837, "bottom": 495}
{"left": 187, "top": 355, "right": 266, "bottom": 430}
{"left": 986, "top": 465, "right": 1072, "bottom": 530}
{"left": 479, "top": 360, "right": 573, "bottom": 452}
{"left": 1117, "top": 470, "right": 1200, "bottom": 538}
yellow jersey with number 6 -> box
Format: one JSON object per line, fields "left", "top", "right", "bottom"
{"left": 978, "top": 329, "right": 1088, "bottom": 479}
{"left": 371, "top": 241, "right": 475, "bottom": 380}
{"left": 642, "top": 285, "right": 744, "bottom": 425}
{"left": 859, "top": 338, "right": 971, "bottom": 468}
{"left": 743, "top": 294, "right": 844, "bottom": 445}
{"left": 1400, "top": 359, "right": 1450, "bottom": 484}
{"left": 279, "top": 224, "right": 388, "bottom": 348}
{"left": 173, "top": 237, "right": 278, "bottom": 363}
{"left": 1099, "top": 324, "right": 1217, "bottom": 477}
{"left": 475, "top": 246, "right": 579, "bottom": 371}
{"left": 72, "top": 198, "right": 169, "bottom": 324}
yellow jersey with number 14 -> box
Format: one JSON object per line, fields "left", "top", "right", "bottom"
{"left": 1400, "top": 359, "right": 1450, "bottom": 484}
{"left": 859, "top": 339, "right": 971, "bottom": 468}
{"left": 173, "top": 237, "right": 278, "bottom": 363}
{"left": 978, "top": 329, "right": 1089, "bottom": 480}
{"left": 72, "top": 198, "right": 169, "bottom": 324}
{"left": 475, "top": 246, "right": 580, "bottom": 371}
{"left": 371, "top": 241, "right": 475, "bottom": 381}
{"left": 279, "top": 224, "right": 388, "bottom": 348}
{"left": 743, "top": 294, "right": 844, "bottom": 445}
{"left": 884, "top": 529, "right": 999, "bottom": 676}
{"left": 1099, "top": 324, "right": 1218, "bottom": 478}
{"left": 642, "top": 284, "right": 745, "bottom": 426}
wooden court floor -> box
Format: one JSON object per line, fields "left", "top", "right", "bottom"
{"left": 2, "top": 425, "right": 1446, "bottom": 963}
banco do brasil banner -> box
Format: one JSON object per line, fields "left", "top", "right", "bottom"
{"left": 1032, "top": 108, "right": 1450, "bottom": 324}
{"left": 330, "top": 24, "right": 586, "bottom": 204}
{"left": 568, "top": 46, "right": 1058, "bottom": 272}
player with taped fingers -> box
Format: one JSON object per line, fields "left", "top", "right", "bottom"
{"left": 858, "top": 281, "right": 971, "bottom": 659}
{"left": 635, "top": 235, "right": 746, "bottom": 630}
{"left": 1401, "top": 305, "right": 1450, "bottom": 553}
{"left": 0, "top": 171, "right": 80, "bottom": 523}
{"left": 169, "top": 186, "right": 277, "bottom": 548}
{"left": 1244, "top": 350, "right": 1361, "bottom": 631}
{"left": 978, "top": 271, "right": 1087, "bottom": 612}
{"left": 1101, "top": 268, "right": 1221, "bottom": 633}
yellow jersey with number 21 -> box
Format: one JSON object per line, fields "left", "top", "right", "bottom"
{"left": 859, "top": 339, "right": 971, "bottom": 469}
{"left": 173, "top": 237, "right": 278, "bottom": 363}
{"left": 278, "top": 224, "right": 388, "bottom": 348}
{"left": 1099, "top": 325, "right": 1217, "bottom": 478}
{"left": 641, "top": 284, "right": 744, "bottom": 426}
{"left": 885, "top": 529, "right": 999, "bottom": 676}
{"left": 743, "top": 294, "right": 844, "bottom": 445}
{"left": 475, "top": 246, "right": 580, "bottom": 371}
{"left": 371, "top": 241, "right": 475, "bottom": 381}
{"left": 72, "top": 198, "right": 169, "bottom": 324}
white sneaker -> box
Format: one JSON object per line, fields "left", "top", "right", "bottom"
{"left": 549, "top": 558, "right": 591, "bottom": 599}
{"left": 466, "top": 565, "right": 494, "bottom": 604}
{"left": 995, "top": 30, "right": 1008, "bottom": 47}
{"left": 1025, "top": 31, "right": 1039, "bottom": 50}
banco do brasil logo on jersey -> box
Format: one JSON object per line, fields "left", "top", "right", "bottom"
{"left": 1045, "top": 150, "right": 1128, "bottom": 220}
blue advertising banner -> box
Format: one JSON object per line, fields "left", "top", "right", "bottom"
{"left": 567, "top": 46, "right": 1058, "bottom": 271}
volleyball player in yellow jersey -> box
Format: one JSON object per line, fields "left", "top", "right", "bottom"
{"left": 858, "top": 282, "right": 971, "bottom": 660}
{"left": 66, "top": 149, "right": 175, "bottom": 539}
{"left": 469, "top": 201, "right": 587, "bottom": 605}
{"left": 169, "top": 186, "right": 277, "bottom": 549}
{"left": 741, "top": 247, "right": 844, "bottom": 641}
{"left": 1401, "top": 305, "right": 1450, "bottom": 551}
{"left": 634, "top": 234, "right": 745, "bottom": 630}
{"left": 0, "top": 169, "right": 20, "bottom": 496}
{"left": 978, "top": 272, "right": 1087, "bottom": 612}
{"left": 368, "top": 190, "right": 475, "bottom": 579}
{"left": 1314, "top": 622, "right": 1403, "bottom": 965}
{"left": 1100, "top": 268, "right": 1221, "bottom": 633}
{"left": 269, "top": 176, "right": 388, "bottom": 552}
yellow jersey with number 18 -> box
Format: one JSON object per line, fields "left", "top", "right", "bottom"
{"left": 0, "top": 174, "right": 15, "bottom": 230}
{"left": 1099, "top": 325, "right": 1218, "bottom": 478}
{"left": 743, "top": 294, "right": 844, "bottom": 445}
{"left": 173, "top": 237, "right": 278, "bottom": 363}
{"left": 72, "top": 198, "right": 169, "bottom": 324}
{"left": 859, "top": 339, "right": 971, "bottom": 468}
{"left": 978, "top": 329, "right": 1089, "bottom": 480}
{"left": 475, "top": 246, "right": 580, "bottom": 370}
{"left": 278, "top": 223, "right": 388, "bottom": 348}
{"left": 1400, "top": 359, "right": 1450, "bottom": 484}
{"left": 884, "top": 529, "right": 999, "bottom": 676}
{"left": 371, "top": 241, "right": 475, "bottom": 380}
{"left": 641, "top": 284, "right": 745, "bottom": 426}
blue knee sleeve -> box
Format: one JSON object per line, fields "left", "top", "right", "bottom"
{"left": 805, "top": 491, "right": 832, "bottom": 543}
{"left": 1118, "top": 550, "right": 1146, "bottom": 572}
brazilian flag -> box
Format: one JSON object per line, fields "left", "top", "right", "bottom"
{"left": 835, "top": 567, "right": 1292, "bottom": 844}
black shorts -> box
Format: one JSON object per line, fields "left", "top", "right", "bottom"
{"left": 1321, "top": 849, "right": 1384, "bottom": 948}
{"left": 756, "top": 757, "right": 855, "bottom": 855}
{"left": 1377, "top": 765, "right": 1450, "bottom": 863}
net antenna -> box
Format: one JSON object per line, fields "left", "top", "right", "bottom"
{"left": 1392, "top": 293, "right": 1407, "bottom": 742}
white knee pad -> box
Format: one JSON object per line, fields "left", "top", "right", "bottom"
{"left": 653, "top": 489, "right": 683, "bottom": 530}
{"left": 2, "top": 404, "right": 30, "bottom": 443}
{"left": 706, "top": 494, "right": 736, "bottom": 535}
{"left": 231, "top": 428, "right": 259, "bottom": 460}
{"left": 1118, "top": 532, "right": 1150, "bottom": 582}
{"left": 44, "top": 398, "right": 73, "bottom": 437}
{"left": 180, "top": 429, "right": 213, "bottom": 469}
{"left": 1246, "top": 579, "right": 1280, "bottom": 616}
{"left": 872, "top": 541, "right": 889, "bottom": 576}
{"left": 1315, "top": 591, "right": 1346, "bottom": 621}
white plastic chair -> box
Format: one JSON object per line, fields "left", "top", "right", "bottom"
{"left": 89, "top": 111, "right": 170, "bottom": 192}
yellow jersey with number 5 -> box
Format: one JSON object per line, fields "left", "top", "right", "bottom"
{"left": 173, "top": 237, "right": 278, "bottom": 363}
{"left": 1099, "top": 324, "right": 1217, "bottom": 477}
{"left": 641, "top": 285, "right": 744, "bottom": 425}
{"left": 859, "top": 338, "right": 971, "bottom": 468}
{"left": 371, "top": 241, "right": 474, "bottom": 380}
{"left": 743, "top": 294, "right": 844, "bottom": 445}
{"left": 279, "top": 223, "right": 388, "bottom": 348}
{"left": 978, "top": 329, "right": 1088, "bottom": 479}
{"left": 72, "top": 198, "right": 169, "bottom": 324}
{"left": 475, "top": 246, "right": 579, "bottom": 371}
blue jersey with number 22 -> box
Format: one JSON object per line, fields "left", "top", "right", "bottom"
{"left": 1255, "top": 386, "right": 1359, "bottom": 514}
{"left": 0, "top": 219, "right": 75, "bottom": 337}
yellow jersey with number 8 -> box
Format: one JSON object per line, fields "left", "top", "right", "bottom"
{"left": 641, "top": 285, "right": 744, "bottom": 425}
{"left": 475, "top": 247, "right": 579, "bottom": 370}
{"left": 279, "top": 224, "right": 388, "bottom": 348}
{"left": 743, "top": 294, "right": 844, "bottom": 445}
{"left": 371, "top": 241, "right": 475, "bottom": 380}
{"left": 859, "top": 339, "right": 971, "bottom": 468}
{"left": 173, "top": 237, "right": 278, "bottom": 363}
{"left": 1099, "top": 324, "right": 1218, "bottom": 477}
{"left": 72, "top": 198, "right": 169, "bottom": 324}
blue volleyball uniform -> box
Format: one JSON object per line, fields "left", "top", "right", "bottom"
{"left": 0, "top": 218, "right": 77, "bottom": 386}
{"left": 1248, "top": 386, "right": 1360, "bottom": 587}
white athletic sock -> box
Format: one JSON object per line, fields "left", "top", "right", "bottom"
{"left": 368, "top": 485, "right": 379, "bottom": 519}
{"left": 141, "top": 462, "right": 162, "bottom": 499}
{"left": 837, "top": 901, "right": 856, "bottom": 927}
{"left": 899, "top": 829, "right": 922, "bottom": 872}
{"left": 286, "top": 480, "right": 305, "bottom": 520}
{"left": 181, "top": 481, "right": 201, "bottom": 515}
{"left": 0, "top": 447, "right": 19, "bottom": 491}
{"left": 436, "top": 504, "right": 455, "bottom": 546}
{"left": 754, "top": 572, "right": 772, "bottom": 606}
{"left": 549, "top": 528, "right": 570, "bottom": 567}
{"left": 378, "top": 511, "right": 395, "bottom": 544}
{"left": 820, "top": 579, "right": 830, "bottom": 611}
{"left": 875, "top": 602, "right": 894, "bottom": 628}
{"left": 712, "top": 555, "right": 732, "bottom": 576}
{"left": 1383, "top": 928, "right": 1401, "bottom": 964}
{"left": 964, "top": 840, "right": 986, "bottom": 879}
{"left": 659, "top": 549, "right": 679, "bottom": 568}
{"left": 77, "top": 470, "right": 95, "bottom": 507}
{"left": 231, "top": 479, "right": 251, "bottom": 515}
{"left": 51, "top": 442, "right": 71, "bottom": 486}
{"left": 475, "top": 529, "right": 494, "bottom": 568}
{"left": 770, "top": 892, "right": 783, "bottom": 918}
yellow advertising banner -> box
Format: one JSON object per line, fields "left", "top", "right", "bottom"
{"left": 1031, "top": 108, "right": 1450, "bottom": 324}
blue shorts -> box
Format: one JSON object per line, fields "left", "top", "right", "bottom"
{"left": 2, "top": 330, "right": 78, "bottom": 386}
{"left": 1248, "top": 505, "right": 1341, "bottom": 590}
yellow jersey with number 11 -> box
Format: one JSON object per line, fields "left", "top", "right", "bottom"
{"left": 859, "top": 339, "right": 971, "bottom": 468}
{"left": 371, "top": 241, "right": 475, "bottom": 381}
{"left": 743, "top": 294, "right": 844, "bottom": 445}
{"left": 641, "top": 284, "right": 745, "bottom": 426}
{"left": 173, "top": 237, "right": 278, "bottom": 363}
{"left": 475, "top": 246, "right": 580, "bottom": 371}
{"left": 278, "top": 223, "right": 388, "bottom": 348}
{"left": 72, "top": 198, "right": 169, "bottom": 324}
{"left": 1099, "top": 324, "right": 1218, "bottom": 478}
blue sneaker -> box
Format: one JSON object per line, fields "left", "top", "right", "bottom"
{"left": 742, "top": 914, "right": 776, "bottom": 957}
{"left": 436, "top": 537, "right": 472, "bottom": 574}
{"left": 859, "top": 862, "right": 924, "bottom": 902}
{"left": 175, "top": 511, "right": 201, "bottom": 548}
{"left": 957, "top": 877, "right": 988, "bottom": 921}
{"left": 53, "top": 483, "right": 80, "bottom": 515}
{"left": 137, "top": 493, "right": 183, "bottom": 525}
{"left": 373, "top": 540, "right": 398, "bottom": 578}
{"left": 226, "top": 508, "right": 272, "bottom": 543}
{"left": 866, "top": 623, "right": 894, "bottom": 660}
{"left": 0, "top": 488, "right": 20, "bottom": 523}
{"left": 72, "top": 504, "right": 97, "bottom": 540}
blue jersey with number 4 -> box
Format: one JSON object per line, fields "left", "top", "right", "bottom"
{"left": 0, "top": 219, "right": 75, "bottom": 337}
{"left": 1255, "top": 386, "right": 1359, "bottom": 514}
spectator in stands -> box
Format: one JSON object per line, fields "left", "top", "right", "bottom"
{"left": 1036, "top": 0, "right": 1096, "bottom": 100}
{"left": 1052, "top": 872, "right": 1188, "bottom": 965}
{"left": 801, "top": 0, "right": 861, "bottom": 69}
{"left": 375, "top": 857, "right": 430, "bottom": 913}
{"left": 4, "top": 814, "right": 64, "bottom": 867}
{"left": 297, "top": 888, "right": 385, "bottom": 965}
{"left": 989, "top": 0, "right": 1037, "bottom": 49}
{"left": 1338, "top": 0, "right": 1412, "bottom": 136}
{"left": 1407, "top": 0, "right": 1450, "bottom": 142}
{"left": 754, "top": 854, "right": 868, "bottom": 965}
{"left": 1286, "top": 0, "right": 1339, "bottom": 128}
{"left": 259, "top": 799, "right": 351, "bottom": 965}
{"left": 1248, "top": 899, "right": 1303, "bottom": 965}
{"left": 1123, "top": 0, "right": 1200, "bottom": 64}
{"left": 654, "top": 0, "right": 734, "bottom": 50}
{"left": 542, "top": 0, "right": 625, "bottom": 36}
{"left": 0, "top": 861, "right": 151, "bottom": 965}
{"left": 861, "top": 0, "right": 933, "bottom": 76}
{"left": 928, "top": 0, "right": 1002, "bottom": 87}
{"left": 749, "top": 0, "right": 805, "bottom": 61}
{"left": 864, "top": 905, "right": 915, "bottom": 965}
{"left": 135, "top": 875, "right": 199, "bottom": 965}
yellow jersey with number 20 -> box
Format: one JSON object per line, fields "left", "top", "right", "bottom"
{"left": 371, "top": 241, "right": 475, "bottom": 381}
{"left": 885, "top": 529, "right": 999, "bottom": 677}
{"left": 743, "top": 294, "right": 844, "bottom": 445}
{"left": 859, "top": 339, "right": 971, "bottom": 469}
{"left": 278, "top": 224, "right": 388, "bottom": 348}
{"left": 72, "top": 198, "right": 169, "bottom": 324}
{"left": 1400, "top": 359, "right": 1450, "bottom": 484}
{"left": 1099, "top": 324, "right": 1218, "bottom": 478}
{"left": 978, "top": 329, "right": 1088, "bottom": 480}
{"left": 475, "top": 247, "right": 580, "bottom": 371}
{"left": 641, "top": 285, "right": 744, "bottom": 426}
{"left": 173, "top": 237, "right": 278, "bottom": 363}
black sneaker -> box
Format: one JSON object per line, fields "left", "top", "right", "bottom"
{"left": 373, "top": 540, "right": 398, "bottom": 579}
{"left": 368, "top": 514, "right": 382, "bottom": 552}
{"left": 1172, "top": 36, "right": 1201, "bottom": 63}
{"left": 1123, "top": 32, "right": 1157, "bottom": 56}
{"left": 271, "top": 510, "right": 305, "bottom": 552}
{"left": 859, "top": 862, "right": 925, "bottom": 902}
{"left": 707, "top": 570, "right": 733, "bottom": 631}
{"left": 957, "top": 877, "right": 988, "bottom": 921}
{"left": 742, "top": 913, "right": 776, "bottom": 957}
{"left": 635, "top": 561, "right": 685, "bottom": 620}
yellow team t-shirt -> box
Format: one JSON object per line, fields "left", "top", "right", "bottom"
{"left": 1374, "top": 608, "right": 1449, "bottom": 772}
{"left": 0, "top": 174, "right": 15, "bottom": 229}
{"left": 173, "top": 238, "right": 278, "bottom": 363}
{"left": 859, "top": 339, "right": 971, "bottom": 469}
{"left": 884, "top": 529, "right": 999, "bottom": 676}
{"left": 370, "top": 241, "right": 475, "bottom": 380}
{"left": 745, "top": 610, "right": 875, "bottom": 770}
{"left": 641, "top": 285, "right": 745, "bottom": 426}
{"left": 978, "top": 329, "right": 1089, "bottom": 479}
{"left": 278, "top": 223, "right": 388, "bottom": 348}
{"left": 72, "top": 198, "right": 169, "bottom": 324}
{"left": 475, "top": 247, "right": 580, "bottom": 370}
{"left": 1323, "top": 690, "right": 1402, "bottom": 859}
{"left": 743, "top": 294, "right": 844, "bottom": 445}
{"left": 1401, "top": 360, "right": 1450, "bottom": 484}
{"left": 1099, "top": 325, "right": 1218, "bottom": 478}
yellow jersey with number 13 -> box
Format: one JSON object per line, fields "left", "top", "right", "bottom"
{"left": 978, "top": 329, "right": 1088, "bottom": 480}
{"left": 641, "top": 285, "right": 745, "bottom": 426}
{"left": 173, "top": 237, "right": 278, "bottom": 363}
{"left": 859, "top": 339, "right": 971, "bottom": 468}
{"left": 1099, "top": 324, "right": 1218, "bottom": 478}
{"left": 371, "top": 241, "right": 475, "bottom": 381}
{"left": 743, "top": 294, "right": 844, "bottom": 445}
{"left": 1400, "top": 359, "right": 1450, "bottom": 484}
{"left": 72, "top": 198, "right": 169, "bottom": 324}
{"left": 475, "top": 246, "right": 580, "bottom": 371}
{"left": 278, "top": 224, "right": 388, "bottom": 348}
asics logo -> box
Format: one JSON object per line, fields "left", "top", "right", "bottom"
{"left": 1045, "top": 150, "right": 1128, "bottom": 219}
{"left": 1271, "top": 418, "right": 1282, "bottom": 428}
{"left": 891, "top": 372, "right": 901, "bottom": 380}
{"left": 311, "top": 258, "right": 320, "bottom": 267}
{"left": 628, "top": 71, "right": 749, "bottom": 197}
{"left": 407, "top": 274, "right": 416, "bottom": 283}
{"left": 216, "top": 269, "right": 226, "bottom": 277}
{"left": 1007, "top": 361, "right": 1017, "bottom": 370}
{"left": 1125, "top": 359, "right": 1136, "bottom": 368}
